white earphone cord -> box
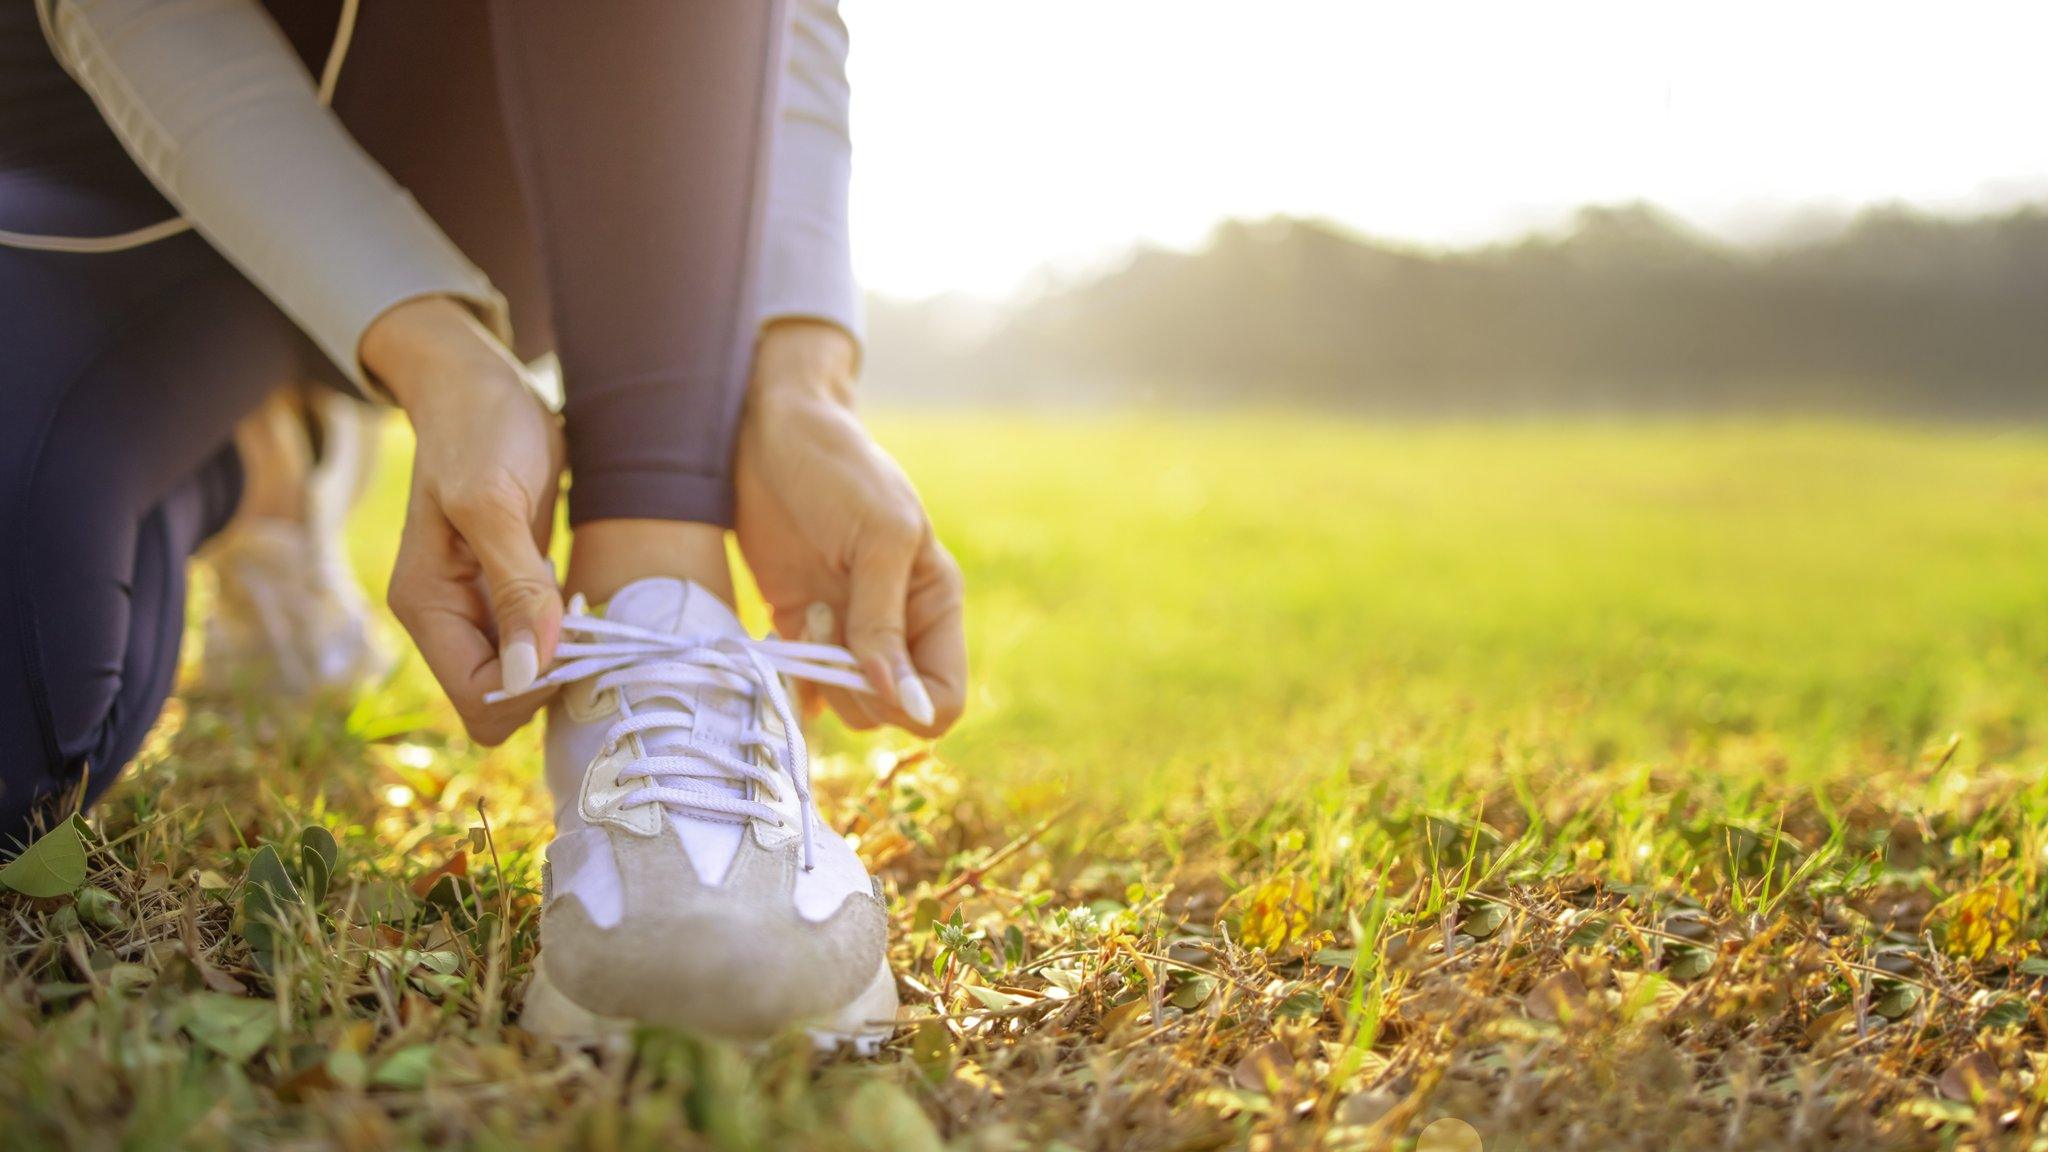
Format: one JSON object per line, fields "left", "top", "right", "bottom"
{"left": 0, "top": 0, "right": 358, "bottom": 255}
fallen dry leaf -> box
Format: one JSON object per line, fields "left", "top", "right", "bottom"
{"left": 1334, "top": 1089, "right": 1399, "bottom": 1128}
{"left": 1231, "top": 1040, "right": 1296, "bottom": 1092}
{"left": 1524, "top": 970, "right": 1589, "bottom": 1024}
{"left": 1939, "top": 1050, "right": 2001, "bottom": 1104}
{"left": 409, "top": 850, "right": 469, "bottom": 899}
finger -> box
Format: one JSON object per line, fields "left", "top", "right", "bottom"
{"left": 774, "top": 598, "right": 884, "bottom": 730}
{"left": 771, "top": 604, "right": 825, "bottom": 719}
{"left": 800, "top": 600, "right": 837, "bottom": 646}
{"left": 790, "top": 601, "right": 837, "bottom": 720}
{"left": 407, "top": 598, "right": 545, "bottom": 744}
{"left": 818, "top": 684, "right": 886, "bottom": 731}
{"left": 903, "top": 541, "right": 968, "bottom": 736}
{"left": 388, "top": 526, "right": 542, "bottom": 744}
{"left": 844, "top": 529, "right": 928, "bottom": 726}
{"left": 442, "top": 482, "right": 563, "bottom": 694}
{"left": 778, "top": 599, "right": 880, "bottom": 728}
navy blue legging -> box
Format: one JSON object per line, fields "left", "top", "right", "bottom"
{"left": 0, "top": 225, "right": 295, "bottom": 846}
{"left": 0, "top": 0, "right": 785, "bottom": 848}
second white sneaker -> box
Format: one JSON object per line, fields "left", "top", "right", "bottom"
{"left": 199, "top": 518, "right": 391, "bottom": 697}
{"left": 198, "top": 391, "right": 390, "bottom": 697}
{"left": 509, "top": 578, "right": 899, "bottom": 1050}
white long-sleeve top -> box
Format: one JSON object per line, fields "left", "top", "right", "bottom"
{"left": 35, "top": 0, "right": 859, "bottom": 396}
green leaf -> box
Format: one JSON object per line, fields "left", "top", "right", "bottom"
{"left": 1041, "top": 967, "right": 1083, "bottom": 994}
{"left": 1565, "top": 917, "right": 1610, "bottom": 949}
{"left": 0, "top": 820, "right": 87, "bottom": 897}
{"left": 1873, "top": 982, "right": 1921, "bottom": 1020}
{"left": 35, "top": 981, "right": 92, "bottom": 1005}
{"left": 2015, "top": 955, "right": 2048, "bottom": 977}
{"left": 962, "top": 983, "right": 1024, "bottom": 1011}
{"left": 908, "top": 1019, "right": 956, "bottom": 1084}
{"left": 1275, "top": 985, "right": 1324, "bottom": 1020}
{"left": 242, "top": 844, "right": 302, "bottom": 956}
{"left": 1169, "top": 974, "right": 1216, "bottom": 1010}
{"left": 182, "top": 993, "right": 277, "bottom": 1063}
{"left": 841, "top": 1080, "right": 943, "bottom": 1152}
{"left": 1459, "top": 900, "right": 1508, "bottom": 940}
{"left": 1897, "top": 1096, "right": 1974, "bottom": 1126}
{"left": 419, "top": 873, "right": 475, "bottom": 927}
{"left": 299, "top": 849, "right": 331, "bottom": 907}
{"left": 75, "top": 885, "right": 125, "bottom": 929}
{"left": 106, "top": 963, "right": 155, "bottom": 995}
{"left": 299, "top": 825, "right": 339, "bottom": 874}
{"left": 299, "top": 826, "right": 338, "bottom": 904}
{"left": 192, "top": 869, "right": 233, "bottom": 893}
{"left": 404, "top": 949, "right": 460, "bottom": 975}
{"left": 1981, "top": 997, "right": 2028, "bottom": 1029}
{"left": 1666, "top": 945, "right": 1715, "bottom": 982}
{"left": 371, "top": 1045, "right": 435, "bottom": 1090}
{"left": 244, "top": 845, "right": 300, "bottom": 914}
{"left": 471, "top": 910, "right": 502, "bottom": 956}
{"left": 326, "top": 1047, "right": 368, "bottom": 1091}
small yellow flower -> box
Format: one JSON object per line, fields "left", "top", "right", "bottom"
{"left": 1230, "top": 874, "right": 1317, "bottom": 952}
{"left": 1932, "top": 881, "right": 2022, "bottom": 961}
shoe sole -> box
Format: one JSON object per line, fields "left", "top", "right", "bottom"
{"left": 521, "top": 952, "right": 900, "bottom": 1057}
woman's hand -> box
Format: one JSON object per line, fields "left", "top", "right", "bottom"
{"left": 735, "top": 320, "right": 966, "bottom": 736}
{"left": 361, "top": 296, "right": 565, "bottom": 744}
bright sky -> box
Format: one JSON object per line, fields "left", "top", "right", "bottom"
{"left": 842, "top": 0, "right": 2048, "bottom": 299}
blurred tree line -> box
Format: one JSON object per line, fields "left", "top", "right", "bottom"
{"left": 866, "top": 203, "right": 2048, "bottom": 415}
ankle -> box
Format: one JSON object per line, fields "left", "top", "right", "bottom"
{"left": 229, "top": 392, "right": 311, "bottom": 526}
{"left": 566, "top": 519, "right": 734, "bottom": 606}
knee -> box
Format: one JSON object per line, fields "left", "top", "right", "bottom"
{"left": 2, "top": 427, "right": 166, "bottom": 793}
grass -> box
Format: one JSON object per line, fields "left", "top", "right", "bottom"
{"left": 5, "top": 417, "right": 2048, "bottom": 1150}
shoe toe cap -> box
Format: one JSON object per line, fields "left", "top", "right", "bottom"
{"left": 539, "top": 888, "right": 887, "bottom": 1039}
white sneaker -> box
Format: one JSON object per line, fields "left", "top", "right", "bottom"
{"left": 508, "top": 578, "right": 899, "bottom": 1051}
{"left": 199, "top": 391, "right": 391, "bottom": 697}
{"left": 199, "top": 519, "right": 391, "bottom": 696}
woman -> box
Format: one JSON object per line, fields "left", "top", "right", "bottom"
{"left": 0, "top": 0, "right": 966, "bottom": 1050}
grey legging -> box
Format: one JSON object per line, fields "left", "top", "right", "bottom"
{"left": 0, "top": 0, "right": 786, "bottom": 846}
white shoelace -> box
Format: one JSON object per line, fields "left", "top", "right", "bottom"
{"left": 486, "top": 600, "right": 871, "bottom": 869}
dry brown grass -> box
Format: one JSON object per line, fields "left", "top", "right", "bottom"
{"left": 7, "top": 420, "right": 2048, "bottom": 1150}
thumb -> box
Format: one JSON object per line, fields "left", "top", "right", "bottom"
{"left": 844, "top": 534, "right": 933, "bottom": 727}
{"left": 445, "top": 489, "right": 562, "bottom": 694}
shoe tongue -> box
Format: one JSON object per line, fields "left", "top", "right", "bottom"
{"left": 601, "top": 577, "right": 747, "bottom": 641}
{"left": 597, "top": 578, "right": 754, "bottom": 807}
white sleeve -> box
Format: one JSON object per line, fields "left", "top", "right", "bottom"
{"left": 758, "top": 0, "right": 862, "bottom": 349}
{"left": 42, "top": 0, "right": 510, "bottom": 396}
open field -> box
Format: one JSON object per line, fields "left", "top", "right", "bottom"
{"left": 5, "top": 418, "right": 2048, "bottom": 1150}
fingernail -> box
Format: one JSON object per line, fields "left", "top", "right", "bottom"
{"left": 804, "top": 601, "right": 836, "bottom": 643}
{"left": 896, "top": 671, "right": 935, "bottom": 727}
{"left": 502, "top": 632, "right": 538, "bottom": 694}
